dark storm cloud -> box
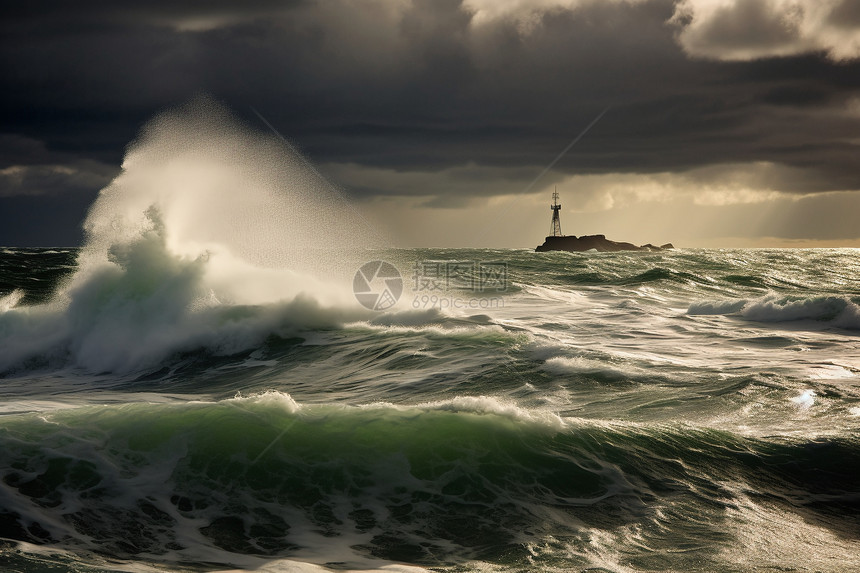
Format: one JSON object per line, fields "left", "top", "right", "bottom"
{"left": 1, "top": 0, "right": 859, "bottom": 243}
{"left": 2, "top": 0, "right": 308, "bottom": 28}
{"left": 0, "top": 136, "right": 113, "bottom": 246}
{"left": 0, "top": 163, "right": 112, "bottom": 198}
{"left": 0, "top": 135, "right": 117, "bottom": 197}
{"left": 0, "top": 193, "right": 96, "bottom": 247}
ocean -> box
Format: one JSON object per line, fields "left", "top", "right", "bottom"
{"left": 1, "top": 244, "right": 859, "bottom": 573}
{"left": 2, "top": 101, "right": 859, "bottom": 571}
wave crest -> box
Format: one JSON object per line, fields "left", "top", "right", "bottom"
{"left": 688, "top": 293, "right": 860, "bottom": 329}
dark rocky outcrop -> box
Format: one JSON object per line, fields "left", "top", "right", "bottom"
{"left": 535, "top": 235, "right": 674, "bottom": 253}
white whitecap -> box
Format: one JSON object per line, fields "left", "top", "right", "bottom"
{"left": 791, "top": 389, "right": 816, "bottom": 409}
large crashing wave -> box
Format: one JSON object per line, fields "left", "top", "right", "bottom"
{"left": 0, "top": 97, "right": 375, "bottom": 374}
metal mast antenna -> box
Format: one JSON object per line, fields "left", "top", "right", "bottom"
{"left": 550, "top": 187, "right": 563, "bottom": 237}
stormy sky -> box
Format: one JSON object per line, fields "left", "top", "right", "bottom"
{"left": 2, "top": 0, "right": 860, "bottom": 247}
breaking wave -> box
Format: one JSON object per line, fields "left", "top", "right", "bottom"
{"left": 688, "top": 294, "right": 860, "bottom": 329}
{"left": 0, "top": 98, "right": 375, "bottom": 374}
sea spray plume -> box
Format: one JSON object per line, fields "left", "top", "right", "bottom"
{"left": 0, "top": 289, "right": 25, "bottom": 311}
{"left": 0, "top": 97, "right": 375, "bottom": 373}
{"left": 75, "top": 95, "right": 378, "bottom": 281}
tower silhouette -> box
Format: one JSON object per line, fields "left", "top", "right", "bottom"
{"left": 550, "top": 188, "right": 563, "bottom": 237}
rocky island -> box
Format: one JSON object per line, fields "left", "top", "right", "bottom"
{"left": 535, "top": 190, "right": 673, "bottom": 253}
{"left": 536, "top": 234, "right": 674, "bottom": 252}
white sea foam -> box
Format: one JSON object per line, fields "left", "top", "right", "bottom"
{"left": 228, "top": 389, "right": 302, "bottom": 414}
{"left": 791, "top": 389, "right": 816, "bottom": 409}
{"left": 357, "top": 394, "right": 567, "bottom": 431}
{"left": 543, "top": 355, "right": 628, "bottom": 377}
{"left": 687, "top": 299, "right": 747, "bottom": 315}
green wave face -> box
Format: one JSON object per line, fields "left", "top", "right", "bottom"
{"left": 2, "top": 394, "right": 859, "bottom": 570}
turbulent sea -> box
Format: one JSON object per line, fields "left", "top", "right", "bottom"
{"left": 1, "top": 245, "right": 860, "bottom": 573}
{"left": 2, "top": 98, "right": 860, "bottom": 572}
